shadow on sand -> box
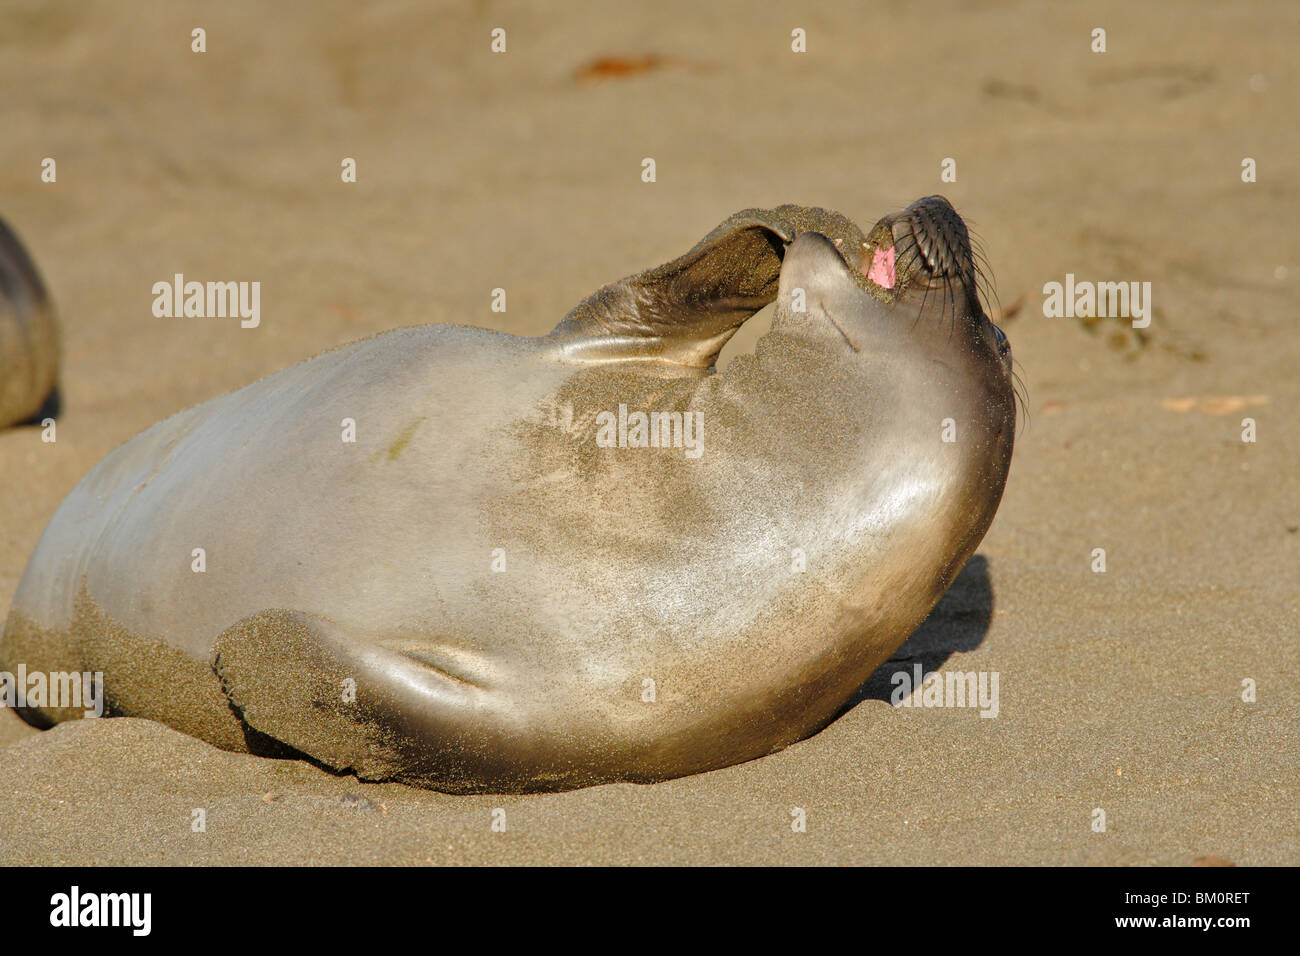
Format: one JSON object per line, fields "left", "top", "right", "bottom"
{"left": 845, "top": 553, "right": 994, "bottom": 709}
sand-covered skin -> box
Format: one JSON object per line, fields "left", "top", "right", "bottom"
{"left": 0, "top": 0, "right": 1296, "bottom": 864}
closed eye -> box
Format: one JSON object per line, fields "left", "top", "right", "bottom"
{"left": 992, "top": 323, "right": 1010, "bottom": 354}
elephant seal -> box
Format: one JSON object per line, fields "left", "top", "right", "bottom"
{"left": 1, "top": 196, "right": 1016, "bottom": 792}
{"left": 0, "top": 218, "right": 59, "bottom": 427}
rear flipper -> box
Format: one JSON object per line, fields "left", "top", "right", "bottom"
{"left": 544, "top": 204, "right": 870, "bottom": 368}
{"left": 211, "top": 610, "right": 559, "bottom": 792}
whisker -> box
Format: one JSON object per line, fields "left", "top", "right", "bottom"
{"left": 1011, "top": 367, "right": 1030, "bottom": 436}
{"left": 969, "top": 236, "right": 1002, "bottom": 320}
{"left": 910, "top": 266, "right": 934, "bottom": 336}
{"left": 944, "top": 272, "right": 957, "bottom": 343}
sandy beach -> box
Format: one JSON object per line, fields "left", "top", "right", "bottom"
{"left": 0, "top": 0, "right": 1296, "bottom": 865}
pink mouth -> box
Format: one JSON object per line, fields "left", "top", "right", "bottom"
{"left": 866, "top": 245, "right": 896, "bottom": 289}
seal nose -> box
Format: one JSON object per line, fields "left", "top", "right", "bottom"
{"left": 890, "top": 195, "right": 975, "bottom": 283}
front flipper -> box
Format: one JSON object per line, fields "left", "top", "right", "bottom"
{"left": 545, "top": 204, "right": 869, "bottom": 369}
{"left": 211, "top": 609, "right": 532, "bottom": 791}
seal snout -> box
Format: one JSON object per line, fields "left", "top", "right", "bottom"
{"left": 858, "top": 195, "right": 979, "bottom": 296}
{"left": 904, "top": 196, "right": 973, "bottom": 279}
{"left": 891, "top": 195, "right": 976, "bottom": 284}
